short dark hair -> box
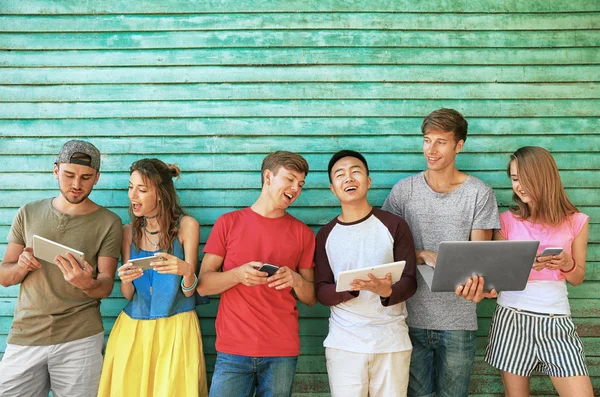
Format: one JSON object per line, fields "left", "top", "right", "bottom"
{"left": 327, "top": 150, "right": 369, "bottom": 183}
{"left": 261, "top": 151, "right": 309, "bottom": 185}
{"left": 421, "top": 108, "right": 468, "bottom": 143}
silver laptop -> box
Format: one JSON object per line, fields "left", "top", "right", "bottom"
{"left": 418, "top": 240, "right": 539, "bottom": 292}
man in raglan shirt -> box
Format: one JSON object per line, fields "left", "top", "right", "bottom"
{"left": 382, "top": 109, "right": 500, "bottom": 397}
{"left": 315, "top": 150, "right": 417, "bottom": 396}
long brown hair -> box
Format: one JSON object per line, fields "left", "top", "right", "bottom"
{"left": 129, "top": 158, "right": 185, "bottom": 252}
{"left": 508, "top": 146, "right": 578, "bottom": 226}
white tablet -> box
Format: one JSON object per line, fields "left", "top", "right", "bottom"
{"left": 33, "top": 235, "right": 85, "bottom": 267}
{"left": 335, "top": 261, "right": 406, "bottom": 292}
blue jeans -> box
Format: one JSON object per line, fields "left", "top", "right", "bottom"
{"left": 407, "top": 328, "right": 476, "bottom": 397}
{"left": 209, "top": 352, "right": 298, "bottom": 397}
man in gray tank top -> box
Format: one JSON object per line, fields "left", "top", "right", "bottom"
{"left": 382, "top": 109, "right": 500, "bottom": 397}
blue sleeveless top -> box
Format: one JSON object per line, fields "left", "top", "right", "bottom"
{"left": 123, "top": 238, "right": 197, "bottom": 320}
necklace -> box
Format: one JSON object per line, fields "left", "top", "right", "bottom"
{"left": 143, "top": 225, "right": 160, "bottom": 235}
{"left": 144, "top": 229, "right": 160, "bottom": 249}
{"left": 144, "top": 213, "right": 159, "bottom": 220}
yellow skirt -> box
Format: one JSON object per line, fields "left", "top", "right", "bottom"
{"left": 98, "top": 310, "right": 208, "bottom": 397}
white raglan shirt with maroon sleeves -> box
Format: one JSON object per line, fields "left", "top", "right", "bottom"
{"left": 315, "top": 208, "right": 417, "bottom": 354}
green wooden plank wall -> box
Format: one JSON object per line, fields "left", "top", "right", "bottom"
{"left": 0, "top": 1, "right": 599, "bottom": 395}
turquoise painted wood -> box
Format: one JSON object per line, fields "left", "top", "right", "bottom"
{"left": 0, "top": 1, "right": 598, "bottom": 395}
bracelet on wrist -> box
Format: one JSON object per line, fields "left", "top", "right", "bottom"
{"left": 181, "top": 273, "right": 199, "bottom": 292}
{"left": 560, "top": 259, "right": 577, "bottom": 274}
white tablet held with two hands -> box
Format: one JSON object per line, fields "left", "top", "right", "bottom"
{"left": 335, "top": 261, "right": 406, "bottom": 292}
{"left": 32, "top": 235, "right": 85, "bottom": 267}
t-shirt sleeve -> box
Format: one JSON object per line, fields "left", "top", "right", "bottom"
{"left": 381, "top": 183, "right": 404, "bottom": 217}
{"left": 298, "top": 226, "right": 316, "bottom": 269}
{"left": 98, "top": 217, "right": 123, "bottom": 259}
{"left": 314, "top": 223, "right": 359, "bottom": 306}
{"left": 571, "top": 212, "right": 590, "bottom": 237}
{"left": 203, "top": 214, "right": 228, "bottom": 257}
{"left": 472, "top": 186, "right": 501, "bottom": 230}
{"left": 498, "top": 211, "right": 511, "bottom": 240}
{"left": 7, "top": 206, "right": 26, "bottom": 246}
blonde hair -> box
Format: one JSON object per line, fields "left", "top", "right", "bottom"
{"left": 129, "top": 158, "right": 185, "bottom": 252}
{"left": 508, "top": 146, "right": 578, "bottom": 226}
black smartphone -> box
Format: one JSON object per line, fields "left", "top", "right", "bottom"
{"left": 258, "top": 263, "right": 279, "bottom": 277}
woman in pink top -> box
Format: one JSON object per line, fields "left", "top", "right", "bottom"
{"left": 460, "top": 146, "right": 593, "bottom": 397}
{"left": 456, "top": 146, "right": 594, "bottom": 397}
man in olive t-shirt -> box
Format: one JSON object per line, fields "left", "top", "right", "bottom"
{"left": 0, "top": 140, "right": 122, "bottom": 397}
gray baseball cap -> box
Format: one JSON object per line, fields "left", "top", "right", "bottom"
{"left": 55, "top": 140, "right": 101, "bottom": 171}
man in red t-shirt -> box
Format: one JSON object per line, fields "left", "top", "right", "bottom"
{"left": 197, "top": 151, "right": 316, "bottom": 397}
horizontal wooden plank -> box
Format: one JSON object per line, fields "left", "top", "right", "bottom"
{"left": 3, "top": 30, "right": 599, "bottom": 50}
{"left": 3, "top": 48, "right": 599, "bottom": 68}
{"left": 2, "top": 277, "right": 599, "bottom": 301}
{"left": 288, "top": 373, "right": 600, "bottom": 394}
{"left": 2, "top": 136, "right": 598, "bottom": 154}
{"left": 0, "top": 152, "right": 598, "bottom": 174}
{"left": 1, "top": 205, "right": 599, "bottom": 232}
{"left": 5, "top": 297, "right": 600, "bottom": 321}
{"left": 0, "top": 187, "right": 599, "bottom": 211}
{"left": 1, "top": 0, "right": 598, "bottom": 14}
{"left": 2, "top": 83, "right": 599, "bottom": 102}
{"left": 1, "top": 202, "right": 599, "bottom": 229}
{"left": 2, "top": 99, "right": 600, "bottom": 119}
{"left": 3, "top": 170, "right": 598, "bottom": 190}
{"left": 2, "top": 66, "right": 599, "bottom": 84}
{"left": 2, "top": 118, "right": 600, "bottom": 138}
{"left": 1, "top": 13, "right": 598, "bottom": 32}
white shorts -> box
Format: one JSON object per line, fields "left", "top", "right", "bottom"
{"left": 485, "top": 305, "right": 588, "bottom": 377}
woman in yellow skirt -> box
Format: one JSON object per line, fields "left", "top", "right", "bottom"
{"left": 98, "top": 158, "right": 208, "bottom": 397}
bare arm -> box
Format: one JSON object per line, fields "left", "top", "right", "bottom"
{"left": 151, "top": 216, "right": 199, "bottom": 297}
{"left": 541, "top": 220, "right": 588, "bottom": 286}
{"left": 179, "top": 216, "right": 200, "bottom": 297}
{"left": 118, "top": 224, "right": 138, "bottom": 300}
{"left": 196, "top": 253, "right": 267, "bottom": 296}
{"left": 470, "top": 228, "right": 493, "bottom": 242}
{"left": 0, "top": 242, "right": 40, "bottom": 287}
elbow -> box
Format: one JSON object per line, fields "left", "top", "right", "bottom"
{"left": 569, "top": 277, "right": 585, "bottom": 287}
{"left": 0, "top": 274, "right": 15, "bottom": 288}
{"left": 196, "top": 283, "right": 208, "bottom": 297}
{"left": 303, "top": 296, "right": 318, "bottom": 307}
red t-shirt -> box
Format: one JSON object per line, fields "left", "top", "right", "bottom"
{"left": 204, "top": 207, "right": 315, "bottom": 356}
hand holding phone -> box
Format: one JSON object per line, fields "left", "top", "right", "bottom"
{"left": 258, "top": 263, "right": 280, "bottom": 277}
{"left": 127, "top": 256, "right": 165, "bottom": 271}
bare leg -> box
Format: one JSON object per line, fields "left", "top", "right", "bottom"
{"left": 551, "top": 375, "right": 594, "bottom": 397}
{"left": 500, "top": 371, "right": 530, "bottom": 397}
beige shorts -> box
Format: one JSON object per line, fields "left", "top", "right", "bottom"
{"left": 326, "top": 347, "right": 411, "bottom": 397}
{"left": 0, "top": 332, "right": 104, "bottom": 397}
